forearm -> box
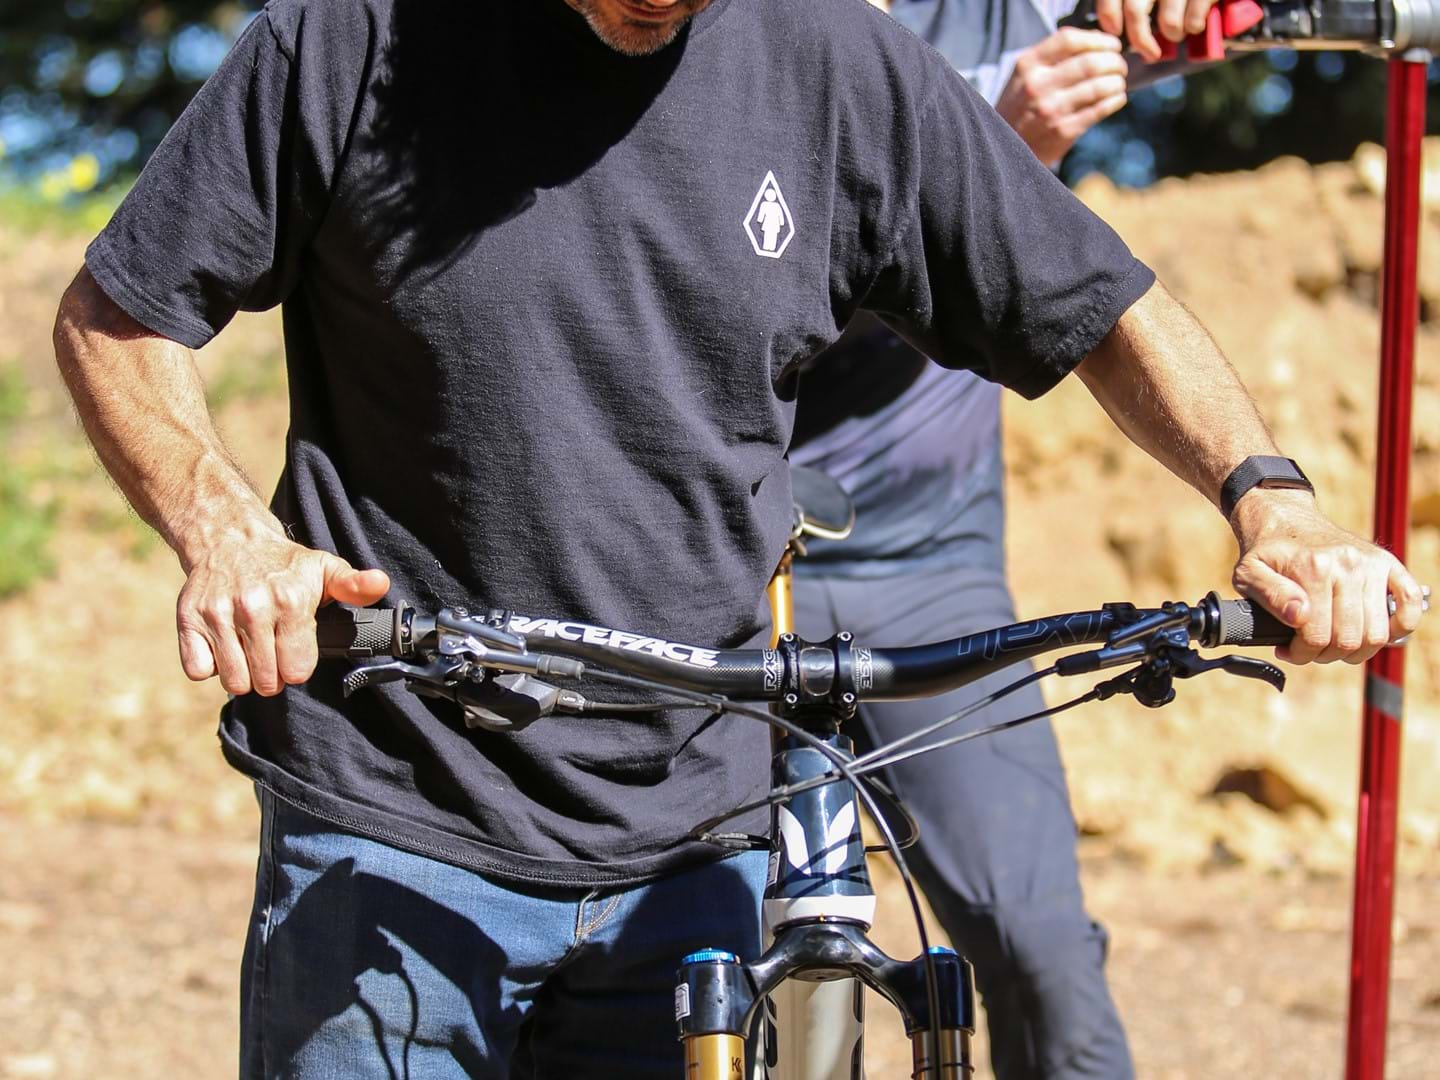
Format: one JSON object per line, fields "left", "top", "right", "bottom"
{"left": 52, "top": 267, "right": 282, "bottom": 569}
{"left": 1075, "top": 281, "right": 1295, "bottom": 521}
{"left": 1074, "top": 280, "right": 1424, "bottom": 661}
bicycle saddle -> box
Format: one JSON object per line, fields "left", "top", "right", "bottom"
{"left": 789, "top": 465, "right": 855, "bottom": 542}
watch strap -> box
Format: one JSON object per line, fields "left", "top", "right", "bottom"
{"left": 1220, "top": 455, "right": 1313, "bottom": 520}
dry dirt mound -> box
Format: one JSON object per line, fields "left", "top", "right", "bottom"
{"left": 1007, "top": 146, "right": 1440, "bottom": 875}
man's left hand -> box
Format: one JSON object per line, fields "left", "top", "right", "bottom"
{"left": 1229, "top": 490, "right": 1426, "bottom": 664}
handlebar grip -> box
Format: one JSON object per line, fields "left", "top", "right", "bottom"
{"left": 1214, "top": 598, "right": 1293, "bottom": 647}
{"left": 317, "top": 605, "right": 399, "bottom": 658}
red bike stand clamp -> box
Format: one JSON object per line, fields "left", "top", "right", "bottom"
{"left": 1155, "top": 0, "right": 1264, "bottom": 61}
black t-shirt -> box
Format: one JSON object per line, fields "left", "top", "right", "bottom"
{"left": 87, "top": 0, "right": 1154, "bottom": 886}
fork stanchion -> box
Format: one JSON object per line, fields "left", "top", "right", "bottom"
{"left": 682, "top": 1034, "right": 746, "bottom": 1080}
{"left": 1343, "top": 51, "right": 1427, "bottom": 1080}
{"left": 909, "top": 1028, "right": 972, "bottom": 1078}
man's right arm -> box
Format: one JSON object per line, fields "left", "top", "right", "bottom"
{"left": 53, "top": 268, "right": 388, "bottom": 697}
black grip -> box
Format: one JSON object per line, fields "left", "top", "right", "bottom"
{"left": 1215, "top": 598, "right": 1293, "bottom": 647}
{"left": 317, "top": 605, "right": 399, "bottom": 658}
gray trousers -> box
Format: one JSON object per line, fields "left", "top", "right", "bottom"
{"left": 792, "top": 566, "right": 1133, "bottom": 1080}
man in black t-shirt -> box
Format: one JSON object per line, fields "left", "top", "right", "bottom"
{"left": 52, "top": 0, "right": 1424, "bottom": 1074}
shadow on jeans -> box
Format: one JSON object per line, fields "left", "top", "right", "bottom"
{"left": 262, "top": 856, "right": 516, "bottom": 1078}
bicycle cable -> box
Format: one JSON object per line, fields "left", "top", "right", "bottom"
{"left": 848, "top": 664, "right": 1054, "bottom": 773}
{"left": 574, "top": 697, "right": 697, "bottom": 712}
{"left": 579, "top": 665, "right": 947, "bottom": 1061}
{"left": 691, "top": 662, "right": 1065, "bottom": 832}
{"left": 853, "top": 687, "right": 1100, "bottom": 779}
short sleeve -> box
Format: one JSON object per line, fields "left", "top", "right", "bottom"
{"left": 863, "top": 64, "right": 1155, "bottom": 400}
{"left": 85, "top": 7, "right": 341, "bottom": 348}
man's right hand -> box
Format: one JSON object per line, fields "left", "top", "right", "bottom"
{"left": 994, "top": 29, "right": 1130, "bottom": 167}
{"left": 53, "top": 268, "right": 392, "bottom": 701}
{"left": 177, "top": 533, "right": 390, "bottom": 696}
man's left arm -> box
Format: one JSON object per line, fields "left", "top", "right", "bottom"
{"left": 1078, "top": 281, "right": 1426, "bottom": 664}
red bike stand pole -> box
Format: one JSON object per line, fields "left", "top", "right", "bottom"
{"left": 1343, "top": 52, "right": 1427, "bottom": 1080}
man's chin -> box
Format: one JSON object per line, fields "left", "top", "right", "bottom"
{"left": 567, "top": 0, "right": 704, "bottom": 56}
{"left": 585, "top": 17, "right": 686, "bottom": 55}
{"left": 594, "top": 20, "right": 685, "bottom": 55}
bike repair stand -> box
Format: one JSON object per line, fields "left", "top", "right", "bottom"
{"left": 1344, "top": 49, "right": 1428, "bottom": 1080}
{"left": 674, "top": 635, "right": 975, "bottom": 1079}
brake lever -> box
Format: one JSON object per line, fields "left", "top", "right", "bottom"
{"left": 342, "top": 656, "right": 467, "bottom": 698}
{"left": 1168, "top": 648, "right": 1286, "bottom": 692}
{"left": 1089, "top": 643, "right": 1285, "bottom": 710}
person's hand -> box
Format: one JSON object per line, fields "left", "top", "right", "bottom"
{"left": 176, "top": 528, "right": 390, "bottom": 696}
{"left": 1229, "top": 490, "right": 1425, "bottom": 664}
{"left": 995, "top": 29, "right": 1130, "bottom": 167}
{"left": 1094, "top": 0, "right": 1218, "bottom": 62}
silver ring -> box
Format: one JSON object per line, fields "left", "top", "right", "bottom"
{"left": 1388, "top": 586, "right": 1432, "bottom": 617}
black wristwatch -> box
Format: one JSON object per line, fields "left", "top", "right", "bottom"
{"left": 1220, "top": 455, "right": 1314, "bottom": 520}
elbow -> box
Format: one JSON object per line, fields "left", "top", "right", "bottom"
{"left": 53, "top": 266, "right": 99, "bottom": 371}
{"left": 53, "top": 265, "right": 149, "bottom": 373}
{"left": 54, "top": 270, "right": 80, "bottom": 357}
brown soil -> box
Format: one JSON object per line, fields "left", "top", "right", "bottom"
{"left": 1, "top": 145, "right": 1437, "bottom": 1076}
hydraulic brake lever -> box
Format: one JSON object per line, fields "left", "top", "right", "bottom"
{"left": 342, "top": 655, "right": 467, "bottom": 697}
{"left": 1061, "top": 604, "right": 1287, "bottom": 708}
{"left": 1167, "top": 648, "right": 1285, "bottom": 691}
{"left": 1057, "top": 626, "right": 1191, "bottom": 675}
{"left": 341, "top": 623, "right": 588, "bottom": 732}
{"left": 1091, "top": 645, "right": 1285, "bottom": 708}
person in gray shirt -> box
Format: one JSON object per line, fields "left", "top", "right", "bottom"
{"left": 793, "top": 0, "right": 1220, "bottom": 1075}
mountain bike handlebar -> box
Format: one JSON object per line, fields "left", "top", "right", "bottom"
{"left": 315, "top": 592, "right": 1291, "bottom": 703}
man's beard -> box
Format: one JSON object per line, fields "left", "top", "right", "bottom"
{"left": 565, "top": 0, "right": 711, "bottom": 56}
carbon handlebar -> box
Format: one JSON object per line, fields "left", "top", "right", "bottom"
{"left": 315, "top": 593, "right": 1293, "bottom": 702}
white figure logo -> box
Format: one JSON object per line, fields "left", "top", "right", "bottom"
{"left": 777, "top": 803, "right": 855, "bottom": 876}
{"left": 743, "top": 171, "right": 795, "bottom": 259}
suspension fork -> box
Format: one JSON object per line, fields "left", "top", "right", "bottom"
{"left": 676, "top": 931, "right": 974, "bottom": 1079}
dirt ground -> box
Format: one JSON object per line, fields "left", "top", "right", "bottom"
{"left": 2, "top": 145, "right": 1438, "bottom": 1076}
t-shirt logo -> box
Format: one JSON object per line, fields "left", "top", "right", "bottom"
{"left": 742, "top": 171, "right": 796, "bottom": 259}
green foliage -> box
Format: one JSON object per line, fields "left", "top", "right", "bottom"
{"left": 0, "top": 361, "right": 28, "bottom": 425}
{"left": 0, "top": 360, "right": 57, "bottom": 597}
{"left": 204, "top": 349, "right": 286, "bottom": 410}
{"left": 0, "top": 473, "right": 58, "bottom": 597}
{"left": 0, "top": 181, "right": 126, "bottom": 235}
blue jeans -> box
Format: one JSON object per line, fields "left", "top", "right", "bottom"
{"left": 241, "top": 788, "right": 767, "bottom": 1078}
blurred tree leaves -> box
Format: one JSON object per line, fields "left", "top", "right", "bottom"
{"left": 0, "top": 1, "right": 256, "bottom": 184}
{"left": 1063, "top": 49, "right": 1420, "bottom": 187}
{"left": 0, "top": 2, "right": 1438, "bottom": 190}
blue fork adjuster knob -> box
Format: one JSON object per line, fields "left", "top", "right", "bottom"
{"left": 682, "top": 949, "right": 740, "bottom": 965}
